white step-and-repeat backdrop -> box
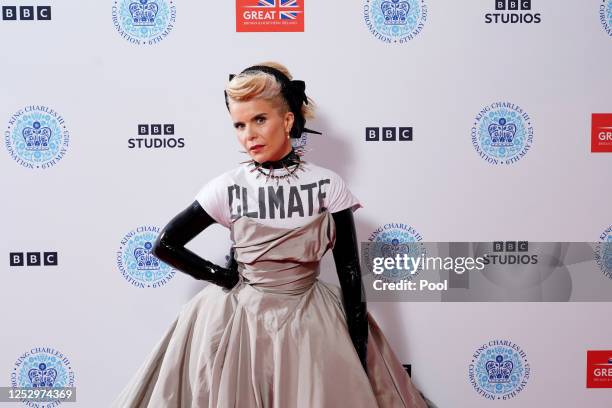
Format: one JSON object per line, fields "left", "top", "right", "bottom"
{"left": 2, "top": 1, "right": 612, "bottom": 407}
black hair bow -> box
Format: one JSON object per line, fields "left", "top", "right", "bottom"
{"left": 224, "top": 66, "right": 322, "bottom": 139}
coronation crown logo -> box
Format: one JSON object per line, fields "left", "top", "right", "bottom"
{"left": 112, "top": 0, "right": 176, "bottom": 45}
{"left": 236, "top": 0, "right": 304, "bottom": 32}
{"left": 4, "top": 105, "right": 70, "bottom": 169}
{"left": 363, "top": 0, "right": 427, "bottom": 44}
{"left": 471, "top": 102, "right": 534, "bottom": 165}
{"left": 469, "top": 339, "right": 530, "bottom": 400}
{"left": 364, "top": 223, "right": 426, "bottom": 283}
{"left": 11, "top": 347, "right": 76, "bottom": 408}
{"left": 117, "top": 226, "right": 176, "bottom": 288}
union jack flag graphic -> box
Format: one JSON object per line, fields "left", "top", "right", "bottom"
{"left": 237, "top": 0, "right": 305, "bottom": 32}
{"left": 248, "top": 0, "right": 303, "bottom": 21}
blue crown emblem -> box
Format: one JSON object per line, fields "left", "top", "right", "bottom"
{"left": 381, "top": 0, "right": 410, "bottom": 25}
{"left": 486, "top": 355, "right": 514, "bottom": 383}
{"left": 487, "top": 118, "right": 516, "bottom": 146}
{"left": 28, "top": 363, "right": 57, "bottom": 387}
{"left": 134, "top": 242, "right": 160, "bottom": 270}
{"left": 381, "top": 238, "right": 411, "bottom": 258}
{"left": 22, "top": 121, "right": 52, "bottom": 151}
{"left": 129, "top": 0, "right": 159, "bottom": 26}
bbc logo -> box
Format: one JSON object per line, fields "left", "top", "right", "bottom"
{"left": 365, "top": 127, "right": 413, "bottom": 141}
{"left": 2, "top": 6, "right": 51, "bottom": 20}
{"left": 138, "top": 124, "right": 175, "bottom": 136}
{"left": 493, "top": 241, "right": 528, "bottom": 252}
{"left": 495, "top": 0, "right": 531, "bottom": 10}
{"left": 10, "top": 252, "right": 58, "bottom": 266}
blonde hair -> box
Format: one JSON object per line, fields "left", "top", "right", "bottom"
{"left": 225, "top": 61, "right": 315, "bottom": 120}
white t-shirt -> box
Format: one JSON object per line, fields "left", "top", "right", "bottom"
{"left": 195, "top": 161, "right": 362, "bottom": 229}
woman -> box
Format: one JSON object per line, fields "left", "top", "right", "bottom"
{"left": 112, "top": 62, "right": 430, "bottom": 407}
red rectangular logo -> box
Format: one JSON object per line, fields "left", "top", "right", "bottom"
{"left": 591, "top": 113, "right": 612, "bottom": 152}
{"left": 587, "top": 350, "right": 612, "bottom": 388}
{"left": 236, "top": 0, "right": 304, "bottom": 32}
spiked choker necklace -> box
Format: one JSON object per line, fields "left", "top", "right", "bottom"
{"left": 241, "top": 147, "right": 306, "bottom": 184}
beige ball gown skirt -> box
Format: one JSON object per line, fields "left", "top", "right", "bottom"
{"left": 112, "top": 210, "right": 429, "bottom": 408}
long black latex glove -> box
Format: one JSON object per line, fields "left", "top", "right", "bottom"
{"left": 153, "top": 201, "right": 239, "bottom": 290}
{"left": 331, "top": 208, "right": 368, "bottom": 375}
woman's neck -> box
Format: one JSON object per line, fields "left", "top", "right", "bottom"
{"left": 256, "top": 147, "right": 297, "bottom": 169}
